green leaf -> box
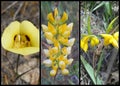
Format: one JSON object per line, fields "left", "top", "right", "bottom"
{"left": 106, "top": 16, "right": 118, "bottom": 33}
{"left": 96, "top": 50, "right": 104, "bottom": 76}
{"left": 81, "top": 55, "right": 103, "bottom": 85}
{"left": 92, "top": 1, "right": 105, "bottom": 12}
{"left": 105, "top": 2, "right": 112, "bottom": 15}
{"left": 87, "top": 15, "right": 92, "bottom": 35}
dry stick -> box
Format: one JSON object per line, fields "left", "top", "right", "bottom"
{"left": 104, "top": 48, "right": 118, "bottom": 84}
{"left": 1, "top": 1, "right": 18, "bottom": 14}
{"left": 13, "top": 2, "right": 23, "bottom": 20}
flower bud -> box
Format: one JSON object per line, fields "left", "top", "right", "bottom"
{"left": 62, "top": 69, "right": 69, "bottom": 75}
{"left": 59, "top": 61, "right": 66, "bottom": 69}
{"left": 68, "top": 38, "right": 75, "bottom": 46}
{"left": 67, "top": 58, "right": 73, "bottom": 65}
{"left": 50, "top": 70, "right": 57, "bottom": 76}
{"left": 43, "top": 59, "right": 52, "bottom": 67}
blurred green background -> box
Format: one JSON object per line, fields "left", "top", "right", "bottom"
{"left": 41, "top": 1, "right": 79, "bottom": 85}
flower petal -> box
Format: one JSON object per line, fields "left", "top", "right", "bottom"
{"left": 20, "top": 20, "right": 39, "bottom": 47}
{"left": 47, "top": 13, "right": 55, "bottom": 24}
{"left": 60, "top": 12, "right": 68, "bottom": 23}
{"left": 113, "top": 31, "right": 119, "bottom": 41}
{"left": 41, "top": 24, "right": 48, "bottom": 32}
{"left": 2, "top": 21, "right": 20, "bottom": 50}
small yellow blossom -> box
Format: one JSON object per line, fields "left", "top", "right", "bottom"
{"left": 100, "top": 32, "right": 119, "bottom": 48}
{"left": 90, "top": 36, "right": 99, "bottom": 47}
{"left": 80, "top": 35, "right": 99, "bottom": 52}
{"left": 47, "top": 13, "right": 55, "bottom": 24}
{"left": 61, "top": 69, "right": 69, "bottom": 75}
{"left": 60, "top": 12, "right": 68, "bottom": 23}
{"left": 50, "top": 70, "right": 57, "bottom": 77}
{"left": 59, "top": 61, "right": 66, "bottom": 69}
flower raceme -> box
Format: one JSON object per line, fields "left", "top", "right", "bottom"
{"left": 100, "top": 32, "right": 119, "bottom": 48}
{"left": 42, "top": 8, "right": 75, "bottom": 76}
{"left": 80, "top": 35, "right": 99, "bottom": 52}
{"left": 1, "top": 20, "right": 39, "bottom": 55}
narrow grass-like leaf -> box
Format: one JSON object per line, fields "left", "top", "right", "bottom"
{"left": 106, "top": 16, "right": 118, "bottom": 33}
{"left": 87, "top": 15, "right": 92, "bottom": 35}
{"left": 105, "top": 2, "right": 112, "bottom": 15}
{"left": 81, "top": 55, "right": 103, "bottom": 85}
{"left": 96, "top": 50, "right": 104, "bottom": 76}
{"left": 92, "top": 1, "right": 105, "bottom": 12}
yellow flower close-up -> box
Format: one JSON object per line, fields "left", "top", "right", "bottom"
{"left": 1, "top": 20, "right": 39, "bottom": 55}
{"left": 80, "top": 35, "right": 99, "bottom": 52}
{"left": 100, "top": 32, "right": 119, "bottom": 48}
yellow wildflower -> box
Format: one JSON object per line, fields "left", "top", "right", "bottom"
{"left": 80, "top": 35, "right": 99, "bottom": 52}
{"left": 100, "top": 32, "right": 119, "bottom": 48}
{"left": 1, "top": 20, "right": 39, "bottom": 55}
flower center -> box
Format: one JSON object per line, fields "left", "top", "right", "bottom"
{"left": 13, "top": 34, "right": 31, "bottom": 48}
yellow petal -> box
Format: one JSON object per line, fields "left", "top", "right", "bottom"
{"left": 53, "top": 38, "right": 60, "bottom": 48}
{"left": 52, "top": 64, "right": 58, "bottom": 70}
{"left": 83, "top": 43, "right": 88, "bottom": 52}
{"left": 111, "top": 39, "right": 118, "bottom": 48}
{"left": 58, "top": 36, "right": 68, "bottom": 45}
{"left": 90, "top": 36, "right": 99, "bottom": 47}
{"left": 48, "top": 22, "right": 56, "bottom": 35}
{"left": 47, "top": 13, "right": 55, "bottom": 24}
{"left": 54, "top": 8, "right": 58, "bottom": 17}
{"left": 100, "top": 34, "right": 112, "bottom": 39}
{"left": 44, "top": 32, "right": 53, "bottom": 40}
{"left": 2, "top": 21, "right": 20, "bottom": 50}
{"left": 20, "top": 20, "right": 39, "bottom": 47}
{"left": 80, "top": 40, "right": 84, "bottom": 49}
{"left": 113, "top": 32, "right": 119, "bottom": 41}
{"left": 60, "top": 12, "right": 68, "bottom": 23}
{"left": 59, "top": 24, "right": 67, "bottom": 34}
{"left": 62, "top": 47, "right": 67, "bottom": 55}
{"left": 63, "top": 31, "right": 70, "bottom": 38}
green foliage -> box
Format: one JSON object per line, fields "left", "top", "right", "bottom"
{"left": 81, "top": 56, "right": 103, "bottom": 85}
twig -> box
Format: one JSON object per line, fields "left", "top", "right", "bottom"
{"left": 4, "top": 75, "right": 9, "bottom": 85}
{"left": 1, "top": 1, "right": 18, "bottom": 14}
{"left": 13, "top": 2, "right": 23, "bottom": 20}
{"left": 16, "top": 54, "right": 20, "bottom": 74}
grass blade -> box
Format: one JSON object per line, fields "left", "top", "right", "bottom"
{"left": 106, "top": 16, "right": 118, "bottom": 33}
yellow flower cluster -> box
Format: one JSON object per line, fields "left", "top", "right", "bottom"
{"left": 42, "top": 8, "right": 75, "bottom": 76}
{"left": 81, "top": 32, "right": 119, "bottom": 52}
